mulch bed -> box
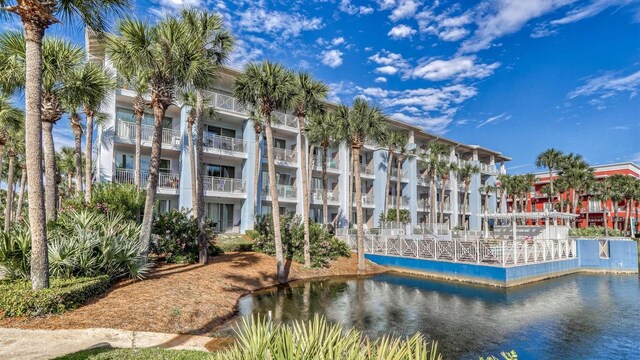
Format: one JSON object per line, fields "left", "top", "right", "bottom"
{"left": 0, "top": 252, "right": 386, "bottom": 335}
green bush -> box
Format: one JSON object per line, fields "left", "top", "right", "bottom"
{"left": 0, "top": 276, "right": 111, "bottom": 317}
{"left": 151, "top": 209, "right": 222, "bottom": 264}
{"left": 379, "top": 208, "right": 411, "bottom": 223}
{"left": 245, "top": 229, "right": 259, "bottom": 239}
{"left": 0, "top": 210, "right": 151, "bottom": 281}
{"left": 63, "top": 183, "right": 145, "bottom": 223}
{"left": 218, "top": 236, "right": 254, "bottom": 252}
{"left": 569, "top": 226, "right": 624, "bottom": 237}
{"left": 253, "top": 214, "right": 351, "bottom": 268}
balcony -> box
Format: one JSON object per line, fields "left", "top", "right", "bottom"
{"left": 203, "top": 132, "right": 246, "bottom": 154}
{"left": 113, "top": 168, "right": 179, "bottom": 194}
{"left": 202, "top": 90, "right": 298, "bottom": 131}
{"left": 479, "top": 163, "right": 497, "bottom": 174}
{"left": 262, "top": 184, "right": 297, "bottom": 200}
{"left": 311, "top": 188, "right": 339, "bottom": 203}
{"left": 390, "top": 168, "right": 408, "bottom": 180}
{"left": 389, "top": 195, "right": 410, "bottom": 208}
{"left": 115, "top": 120, "right": 180, "bottom": 148}
{"left": 312, "top": 155, "right": 339, "bottom": 170}
{"left": 352, "top": 193, "right": 375, "bottom": 206}
{"left": 417, "top": 198, "right": 430, "bottom": 211}
{"left": 204, "top": 176, "right": 245, "bottom": 196}
{"left": 358, "top": 163, "right": 375, "bottom": 176}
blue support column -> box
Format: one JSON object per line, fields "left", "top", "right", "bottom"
{"left": 178, "top": 106, "right": 192, "bottom": 210}
{"left": 241, "top": 120, "right": 257, "bottom": 231}
{"left": 372, "top": 149, "right": 387, "bottom": 227}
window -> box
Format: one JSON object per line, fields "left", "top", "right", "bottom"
{"left": 159, "top": 159, "right": 171, "bottom": 174}
{"left": 274, "top": 138, "right": 286, "bottom": 149}
{"left": 205, "top": 203, "right": 234, "bottom": 232}
{"left": 116, "top": 108, "right": 173, "bottom": 129}
{"left": 156, "top": 199, "right": 171, "bottom": 214}
{"left": 206, "top": 125, "right": 236, "bottom": 138}
{"left": 206, "top": 164, "right": 235, "bottom": 178}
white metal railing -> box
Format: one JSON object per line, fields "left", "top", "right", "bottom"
{"left": 264, "top": 147, "right": 297, "bottom": 163}
{"left": 271, "top": 111, "right": 299, "bottom": 129}
{"left": 262, "top": 184, "right": 297, "bottom": 199}
{"left": 203, "top": 132, "right": 246, "bottom": 153}
{"left": 115, "top": 120, "right": 181, "bottom": 147}
{"left": 202, "top": 89, "right": 295, "bottom": 129}
{"left": 389, "top": 195, "right": 410, "bottom": 208}
{"left": 312, "top": 155, "right": 339, "bottom": 169}
{"left": 353, "top": 193, "right": 375, "bottom": 205}
{"left": 341, "top": 235, "right": 577, "bottom": 267}
{"left": 391, "top": 168, "right": 408, "bottom": 180}
{"left": 358, "top": 163, "right": 374, "bottom": 176}
{"left": 113, "top": 168, "right": 179, "bottom": 190}
{"left": 479, "top": 163, "right": 497, "bottom": 174}
{"left": 417, "top": 199, "right": 430, "bottom": 211}
{"left": 311, "top": 189, "right": 338, "bottom": 202}
{"left": 204, "top": 176, "right": 245, "bottom": 194}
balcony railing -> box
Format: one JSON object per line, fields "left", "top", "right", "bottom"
{"left": 204, "top": 176, "right": 245, "bottom": 194}
{"left": 417, "top": 198, "right": 430, "bottom": 211}
{"left": 312, "top": 156, "right": 339, "bottom": 169}
{"left": 263, "top": 184, "right": 297, "bottom": 199}
{"left": 311, "top": 189, "right": 339, "bottom": 202}
{"left": 202, "top": 90, "right": 297, "bottom": 129}
{"left": 203, "top": 132, "right": 246, "bottom": 153}
{"left": 479, "top": 163, "right": 497, "bottom": 174}
{"left": 358, "top": 163, "right": 374, "bottom": 176}
{"left": 265, "top": 147, "right": 297, "bottom": 163}
{"left": 113, "top": 168, "right": 179, "bottom": 190}
{"left": 271, "top": 111, "right": 299, "bottom": 130}
{"left": 353, "top": 193, "right": 375, "bottom": 205}
{"left": 391, "top": 168, "right": 408, "bottom": 180}
{"left": 115, "top": 120, "right": 180, "bottom": 147}
{"left": 389, "top": 195, "right": 410, "bottom": 208}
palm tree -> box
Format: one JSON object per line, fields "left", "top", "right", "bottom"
{"left": 436, "top": 159, "right": 457, "bottom": 224}
{"left": 179, "top": 8, "right": 234, "bottom": 264}
{"left": 62, "top": 62, "right": 114, "bottom": 203}
{"left": 420, "top": 142, "right": 449, "bottom": 226}
{"left": 291, "top": 72, "right": 328, "bottom": 267}
{"left": 478, "top": 184, "right": 497, "bottom": 232}
{"left": 14, "top": 158, "right": 27, "bottom": 222}
{"left": 393, "top": 134, "right": 411, "bottom": 223}
{"left": 118, "top": 70, "right": 149, "bottom": 189}
{"left": 334, "top": 98, "right": 386, "bottom": 271}
{"left": 0, "top": 95, "right": 23, "bottom": 171}
{"left": 594, "top": 181, "right": 612, "bottom": 236}
{"left": 521, "top": 173, "right": 536, "bottom": 213}
{"left": 496, "top": 173, "right": 511, "bottom": 213}
{"left": 235, "top": 61, "right": 295, "bottom": 283}
{"left": 458, "top": 162, "right": 480, "bottom": 230}
{"left": 107, "top": 16, "right": 206, "bottom": 255}
{"left": 582, "top": 175, "right": 597, "bottom": 228}
{"left": 536, "top": 148, "right": 564, "bottom": 209}
{"left": 0, "top": 0, "right": 128, "bottom": 290}
{"left": 306, "top": 110, "right": 336, "bottom": 225}
{"left": 382, "top": 131, "right": 402, "bottom": 219}
{"left": 607, "top": 175, "right": 627, "bottom": 232}
{"left": 4, "top": 126, "right": 23, "bottom": 231}
{"left": 57, "top": 147, "right": 77, "bottom": 194}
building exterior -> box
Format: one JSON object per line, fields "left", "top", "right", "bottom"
{"left": 523, "top": 162, "right": 640, "bottom": 230}
{"left": 89, "top": 37, "right": 510, "bottom": 234}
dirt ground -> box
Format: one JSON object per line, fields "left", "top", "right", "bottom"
{"left": 0, "top": 252, "right": 386, "bottom": 335}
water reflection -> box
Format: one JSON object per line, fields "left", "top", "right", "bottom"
{"left": 216, "top": 273, "right": 640, "bottom": 359}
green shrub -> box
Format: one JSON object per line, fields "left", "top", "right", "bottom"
{"left": 379, "top": 208, "right": 411, "bottom": 223}
{"left": 63, "top": 183, "right": 145, "bottom": 223}
{"left": 0, "top": 210, "right": 151, "bottom": 281}
{"left": 245, "top": 229, "right": 259, "bottom": 239}
{"left": 569, "top": 226, "right": 624, "bottom": 237}
{"left": 0, "top": 276, "right": 111, "bottom": 317}
{"left": 218, "top": 236, "right": 254, "bottom": 252}
{"left": 151, "top": 209, "right": 222, "bottom": 264}
{"left": 253, "top": 214, "right": 351, "bottom": 268}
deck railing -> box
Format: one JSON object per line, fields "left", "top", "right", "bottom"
{"left": 352, "top": 193, "right": 375, "bottom": 205}
{"left": 115, "top": 120, "right": 180, "bottom": 147}
{"left": 262, "top": 184, "right": 297, "bottom": 199}
{"left": 389, "top": 195, "right": 410, "bottom": 207}
{"left": 264, "top": 147, "right": 297, "bottom": 163}
{"left": 203, "top": 133, "right": 246, "bottom": 153}
{"left": 113, "top": 168, "right": 179, "bottom": 190}
{"left": 341, "top": 235, "right": 576, "bottom": 267}
{"left": 312, "top": 156, "right": 339, "bottom": 169}
{"left": 204, "top": 176, "right": 245, "bottom": 194}
{"left": 358, "top": 163, "right": 374, "bottom": 176}
{"left": 311, "top": 189, "right": 339, "bottom": 202}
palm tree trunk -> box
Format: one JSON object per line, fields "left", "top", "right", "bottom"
{"left": 187, "top": 121, "right": 196, "bottom": 213}
{"left": 633, "top": 199, "right": 638, "bottom": 237}
{"left": 253, "top": 131, "right": 261, "bottom": 217}
{"left": 73, "top": 131, "right": 83, "bottom": 196}
{"left": 139, "top": 104, "right": 166, "bottom": 255}
{"left": 353, "top": 145, "right": 365, "bottom": 272}
{"left": 4, "top": 155, "right": 16, "bottom": 232}
{"left": 429, "top": 175, "right": 436, "bottom": 227}
{"left": 585, "top": 196, "right": 590, "bottom": 228}
{"left": 624, "top": 201, "right": 630, "bottom": 236}
{"left": 384, "top": 150, "right": 394, "bottom": 219}
{"left": 298, "top": 118, "right": 311, "bottom": 267}
{"left": 322, "top": 146, "right": 328, "bottom": 225}
{"left": 264, "top": 120, "right": 286, "bottom": 283}
{"left": 42, "top": 121, "right": 57, "bottom": 222}
{"left": 195, "top": 91, "right": 207, "bottom": 264}
{"left": 24, "top": 24, "right": 49, "bottom": 290}
{"left": 0, "top": 146, "right": 4, "bottom": 176}
{"left": 15, "top": 165, "right": 27, "bottom": 221}
{"left": 463, "top": 182, "right": 470, "bottom": 230}
{"left": 134, "top": 107, "right": 143, "bottom": 189}
{"left": 439, "top": 178, "right": 446, "bottom": 224}
{"left": 67, "top": 173, "right": 73, "bottom": 193}
{"left": 84, "top": 113, "right": 94, "bottom": 203}
{"left": 396, "top": 161, "right": 403, "bottom": 223}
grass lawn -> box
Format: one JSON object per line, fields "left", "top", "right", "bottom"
{"left": 55, "top": 347, "right": 211, "bottom": 360}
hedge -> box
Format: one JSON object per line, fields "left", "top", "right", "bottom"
{"left": 0, "top": 276, "right": 112, "bottom": 317}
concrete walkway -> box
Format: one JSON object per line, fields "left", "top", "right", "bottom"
{"left": 0, "top": 327, "right": 213, "bottom": 360}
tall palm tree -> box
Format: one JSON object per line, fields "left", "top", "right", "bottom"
{"left": 14, "top": 158, "right": 27, "bottom": 222}
{"left": 421, "top": 142, "right": 449, "bottom": 226}
{"left": 291, "top": 72, "right": 328, "bottom": 267}
{"left": 57, "top": 146, "right": 76, "bottom": 195}
{"left": 478, "top": 184, "right": 497, "bottom": 232}
{"left": 0, "top": 95, "right": 23, "bottom": 171}
{"left": 4, "top": 126, "right": 23, "bottom": 231}
{"left": 594, "top": 181, "right": 612, "bottom": 236}
{"left": 118, "top": 70, "right": 149, "bottom": 189}
{"left": 334, "top": 98, "right": 386, "bottom": 271}
{"left": 235, "top": 61, "right": 295, "bottom": 283}
{"left": 458, "top": 162, "right": 480, "bottom": 230}
{"left": 393, "top": 134, "right": 411, "bottom": 223}
{"left": 619, "top": 175, "right": 636, "bottom": 235}
{"left": 536, "top": 148, "right": 563, "bottom": 209}
{"left": 521, "top": 173, "right": 536, "bottom": 213}
{"left": 382, "top": 131, "right": 402, "bottom": 219}
{"left": 179, "top": 8, "right": 234, "bottom": 264}
{"left": 496, "top": 173, "right": 511, "bottom": 213}
{"left": 107, "top": 16, "right": 207, "bottom": 254}
{"left": 582, "top": 175, "right": 597, "bottom": 228}
{"left": 607, "top": 175, "right": 627, "bottom": 232}
{"left": 306, "top": 110, "right": 336, "bottom": 225}
{"left": 0, "top": 0, "right": 128, "bottom": 291}
{"left": 436, "top": 159, "right": 457, "bottom": 224}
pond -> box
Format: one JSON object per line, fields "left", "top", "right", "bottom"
{"left": 216, "top": 272, "right": 640, "bottom": 359}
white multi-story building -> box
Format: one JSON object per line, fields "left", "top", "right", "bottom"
{"left": 89, "top": 37, "right": 510, "bottom": 234}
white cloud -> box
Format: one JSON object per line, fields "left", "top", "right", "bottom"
{"left": 321, "top": 49, "right": 344, "bottom": 68}
{"left": 375, "top": 77, "right": 388, "bottom": 83}
{"left": 459, "top": 0, "right": 575, "bottom": 53}
{"left": 368, "top": 50, "right": 406, "bottom": 66}
{"left": 388, "top": 24, "right": 417, "bottom": 39}
{"left": 376, "top": 65, "right": 400, "bottom": 75}
{"left": 228, "top": 39, "right": 264, "bottom": 69}
{"left": 389, "top": 0, "right": 422, "bottom": 21}
{"left": 378, "top": 0, "right": 397, "bottom": 10}
{"left": 339, "top": 0, "right": 375, "bottom": 15}
{"left": 331, "top": 37, "right": 346, "bottom": 46}
{"left": 438, "top": 27, "right": 470, "bottom": 41}
{"left": 238, "top": 7, "right": 324, "bottom": 37}
{"left": 568, "top": 69, "right": 640, "bottom": 99}
{"left": 412, "top": 56, "right": 501, "bottom": 81}
{"left": 364, "top": 47, "right": 374, "bottom": 51}
{"left": 476, "top": 113, "right": 512, "bottom": 128}
{"left": 417, "top": 9, "right": 473, "bottom": 42}
{"left": 551, "top": 0, "right": 635, "bottom": 25}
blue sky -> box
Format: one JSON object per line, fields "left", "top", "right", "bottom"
{"left": 3, "top": 0, "right": 640, "bottom": 174}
